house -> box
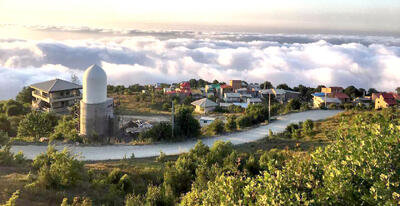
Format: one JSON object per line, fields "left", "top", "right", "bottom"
{"left": 199, "top": 117, "right": 216, "bottom": 127}
{"left": 205, "top": 84, "right": 220, "bottom": 95}
{"left": 224, "top": 93, "right": 241, "bottom": 103}
{"left": 247, "top": 98, "right": 263, "bottom": 104}
{"left": 353, "top": 97, "right": 371, "bottom": 107}
{"left": 240, "top": 93, "right": 253, "bottom": 102}
{"left": 220, "top": 102, "right": 248, "bottom": 109}
{"left": 375, "top": 93, "right": 397, "bottom": 109}
{"left": 218, "top": 84, "right": 233, "bottom": 98}
{"left": 165, "top": 82, "right": 191, "bottom": 97}
{"left": 260, "top": 89, "right": 300, "bottom": 103}
{"left": 229, "top": 80, "right": 242, "bottom": 90}
{"left": 191, "top": 90, "right": 204, "bottom": 100}
{"left": 312, "top": 93, "right": 341, "bottom": 108}
{"left": 191, "top": 98, "right": 218, "bottom": 113}
{"left": 30, "top": 78, "right": 82, "bottom": 114}
{"left": 235, "top": 88, "right": 248, "bottom": 94}
{"left": 333, "top": 93, "right": 350, "bottom": 103}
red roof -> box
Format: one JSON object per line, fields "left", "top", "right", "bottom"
{"left": 385, "top": 99, "right": 397, "bottom": 105}
{"left": 381, "top": 93, "right": 396, "bottom": 105}
{"left": 334, "top": 92, "right": 349, "bottom": 99}
{"left": 181, "top": 82, "right": 190, "bottom": 88}
{"left": 382, "top": 93, "right": 394, "bottom": 99}
{"left": 220, "top": 84, "right": 232, "bottom": 89}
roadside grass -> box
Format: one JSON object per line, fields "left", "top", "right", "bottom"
{"left": 110, "top": 93, "right": 171, "bottom": 115}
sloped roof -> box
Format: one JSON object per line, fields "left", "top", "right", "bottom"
{"left": 312, "top": 92, "right": 326, "bottom": 97}
{"left": 382, "top": 93, "right": 394, "bottom": 99}
{"left": 191, "top": 98, "right": 218, "bottom": 108}
{"left": 334, "top": 92, "right": 350, "bottom": 99}
{"left": 30, "top": 79, "right": 82, "bottom": 92}
{"left": 220, "top": 84, "right": 232, "bottom": 89}
{"left": 225, "top": 93, "right": 241, "bottom": 98}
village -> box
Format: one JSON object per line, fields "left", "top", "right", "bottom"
{"left": 25, "top": 70, "right": 400, "bottom": 143}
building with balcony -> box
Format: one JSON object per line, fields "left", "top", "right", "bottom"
{"left": 30, "top": 78, "right": 82, "bottom": 114}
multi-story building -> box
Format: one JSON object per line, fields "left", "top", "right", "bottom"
{"left": 30, "top": 79, "right": 82, "bottom": 114}
{"left": 229, "top": 80, "right": 242, "bottom": 90}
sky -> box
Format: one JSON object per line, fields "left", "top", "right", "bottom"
{"left": 1, "top": 0, "right": 399, "bottom": 35}
{"left": 0, "top": 0, "right": 400, "bottom": 100}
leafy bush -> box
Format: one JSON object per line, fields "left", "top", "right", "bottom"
{"left": 31, "top": 146, "right": 86, "bottom": 189}
{"left": 50, "top": 116, "right": 81, "bottom": 142}
{"left": 17, "top": 111, "right": 58, "bottom": 140}
{"left": 60, "top": 197, "right": 93, "bottom": 206}
{"left": 202, "top": 119, "right": 224, "bottom": 136}
{"left": 2, "top": 190, "right": 20, "bottom": 206}
{"left": 224, "top": 116, "right": 237, "bottom": 132}
{"left": 0, "top": 115, "right": 11, "bottom": 133}
{"left": 302, "top": 119, "right": 314, "bottom": 136}
{"left": 139, "top": 122, "right": 172, "bottom": 142}
{"left": 235, "top": 115, "right": 253, "bottom": 129}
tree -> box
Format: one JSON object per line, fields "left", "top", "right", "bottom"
{"left": 16, "top": 86, "right": 33, "bottom": 104}
{"left": 50, "top": 116, "right": 80, "bottom": 142}
{"left": 32, "top": 146, "right": 86, "bottom": 188}
{"left": 367, "top": 88, "right": 378, "bottom": 95}
{"left": 285, "top": 99, "right": 301, "bottom": 112}
{"left": 0, "top": 115, "right": 10, "bottom": 133}
{"left": 4, "top": 100, "right": 26, "bottom": 116}
{"left": 189, "top": 79, "right": 198, "bottom": 88}
{"left": 70, "top": 73, "right": 80, "bottom": 84}
{"left": 212, "top": 80, "right": 219, "bottom": 84}
{"left": 224, "top": 116, "right": 237, "bottom": 132}
{"left": 396, "top": 87, "right": 400, "bottom": 94}
{"left": 276, "top": 83, "right": 291, "bottom": 90}
{"left": 17, "top": 111, "right": 58, "bottom": 140}
{"left": 174, "top": 105, "right": 200, "bottom": 138}
{"left": 344, "top": 86, "right": 362, "bottom": 98}
{"left": 261, "top": 81, "right": 273, "bottom": 89}
{"left": 203, "top": 119, "right": 224, "bottom": 136}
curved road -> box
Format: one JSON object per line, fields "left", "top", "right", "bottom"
{"left": 11, "top": 110, "right": 341, "bottom": 161}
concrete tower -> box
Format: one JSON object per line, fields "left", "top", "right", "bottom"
{"left": 80, "top": 64, "right": 113, "bottom": 137}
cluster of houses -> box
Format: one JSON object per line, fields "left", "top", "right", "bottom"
{"left": 163, "top": 79, "right": 301, "bottom": 114}
{"left": 312, "top": 86, "right": 399, "bottom": 109}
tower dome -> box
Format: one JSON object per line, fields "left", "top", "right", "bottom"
{"left": 82, "top": 64, "right": 107, "bottom": 104}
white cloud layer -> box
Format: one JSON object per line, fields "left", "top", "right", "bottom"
{"left": 0, "top": 29, "right": 400, "bottom": 100}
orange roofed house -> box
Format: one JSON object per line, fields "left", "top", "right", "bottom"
{"left": 375, "top": 93, "right": 397, "bottom": 109}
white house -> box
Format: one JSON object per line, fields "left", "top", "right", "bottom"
{"left": 247, "top": 98, "right": 263, "bottom": 104}
{"left": 199, "top": 117, "right": 216, "bottom": 127}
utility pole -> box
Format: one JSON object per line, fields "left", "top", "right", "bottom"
{"left": 268, "top": 92, "right": 271, "bottom": 122}
{"left": 171, "top": 100, "right": 174, "bottom": 138}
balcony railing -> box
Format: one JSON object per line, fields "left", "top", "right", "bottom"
{"left": 52, "top": 94, "right": 81, "bottom": 100}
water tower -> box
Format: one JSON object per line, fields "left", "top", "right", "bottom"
{"left": 80, "top": 64, "right": 114, "bottom": 137}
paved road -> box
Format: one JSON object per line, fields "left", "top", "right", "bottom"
{"left": 11, "top": 110, "right": 342, "bottom": 161}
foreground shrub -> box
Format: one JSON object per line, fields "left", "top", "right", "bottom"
{"left": 17, "top": 111, "right": 58, "bottom": 140}
{"left": 180, "top": 110, "right": 400, "bottom": 205}
{"left": 31, "top": 146, "right": 86, "bottom": 189}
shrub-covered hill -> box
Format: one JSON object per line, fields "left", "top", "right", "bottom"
{"left": 181, "top": 108, "right": 400, "bottom": 205}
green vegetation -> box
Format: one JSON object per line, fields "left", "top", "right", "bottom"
{"left": 17, "top": 111, "right": 58, "bottom": 141}
{"left": 50, "top": 116, "right": 81, "bottom": 143}
{"left": 1, "top": 109, "right": 400, "bottom": 205}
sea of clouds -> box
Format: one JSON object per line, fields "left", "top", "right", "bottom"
{"left": 0, "top": 25, "right": 399, "bottom": 100}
